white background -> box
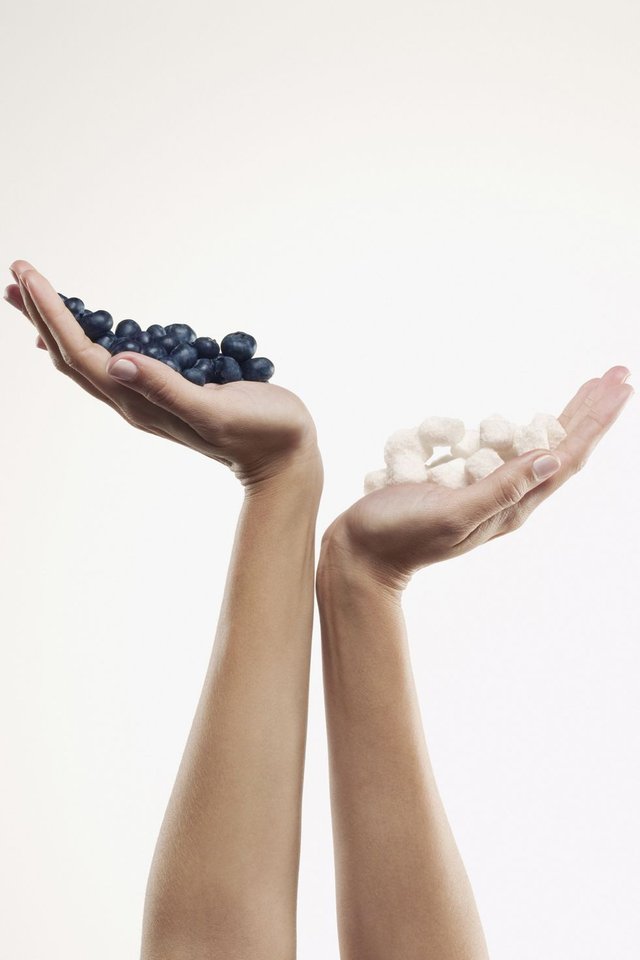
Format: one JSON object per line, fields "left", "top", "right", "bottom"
{"left": 1, "top": 1, "right": 639, "bottom": 957}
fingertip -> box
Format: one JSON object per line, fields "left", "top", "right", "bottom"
{"left": 603, "top": 364, "right": 631, "bottom": 384}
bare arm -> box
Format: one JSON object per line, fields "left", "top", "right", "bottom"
{"left": 6, "top": 259, "right": 323, "bottom": 959}
{"left": 317, "top": 365, "right": 633, "bottom": 960}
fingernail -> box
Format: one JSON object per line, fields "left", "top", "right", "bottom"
{"left": 532, "top": 454, "right": 561, "bottom": 480}
{"left": 108, "top": 358, "right": 138, "bottom": 381}
{"left": 623, "top": 371, "right": 632, "bottom": 383}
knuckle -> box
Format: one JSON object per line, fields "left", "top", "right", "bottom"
{"left": 494, "top": 473, "right": 528, "bottom": 511}
{"left": 50, "top": 353, "right": 68, "bottom": 374}
{"left": 442, "top": 511, "right": 469, "bottom": 541}
{"left": 63, "top": 342, "right": 92, "bottom": 372}
{"left": 504, "top": 505, "right": 526, "bottom": 532}
{"left": 142, "top": 376, "right": 176, "bottom": 408}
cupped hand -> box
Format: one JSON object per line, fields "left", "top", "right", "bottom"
{"left": 321, "top": 366, "right": 634, "bottom": 591}
{"left": 5, "top": 260, "right": 318, "bottom": 486}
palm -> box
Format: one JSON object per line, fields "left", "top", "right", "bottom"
{"left": 337, "top": 366, "right": 633, "bottom": 579}
{"left": 6, "top": 261, "right": 316, "bottom": 479}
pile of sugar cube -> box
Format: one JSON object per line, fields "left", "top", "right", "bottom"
{"left": 364, "top": 413, "right": 566, "bottom": 494}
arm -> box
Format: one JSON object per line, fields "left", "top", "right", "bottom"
{"left": 142, "top": 452, "right": 322, "bottom": 959}
{"left": 317, "top": 365, "right": 633, "bottom": 960}
{"left": 6, "top": 259, "right": 323, "bottom": 959}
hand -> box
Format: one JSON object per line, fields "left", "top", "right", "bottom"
{"left": 5, "top": 260, "right": 319, "bottom": 486}
{"left": 320, "top": 366, "right": 634, "bottom": 591}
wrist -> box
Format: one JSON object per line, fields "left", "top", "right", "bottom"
{"left": 242, "top": 441, "right": 323, "bottom": 507}
{"left": 317, "top": 518, "right": 407, "bottom": 604}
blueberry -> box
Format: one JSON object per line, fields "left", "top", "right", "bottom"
{"left": 193, "top": 358, "right": 217, "bottom": 382}
{"left": 157, "top": 356, "right": 181, "bottom": 371}
{"left": 212, "top": 355, "right": 243, "bottom": 384}
{"left": 241, "top": 357, "right": 275, "bottom": 382}
{"left": 169, "top": 342, "right": 199, "bottom": 370}
{"left": 63, "top": 297, "right": 85, "bottom": 318}
{"left": 88, "top": 310, "right": 113, "bottom": 330}
{"left": 165, "top": 323, "right": 197, "bottom": 344}
{"left": 147, "top": 324, "right": 166, "bottom": 339}
{"left": 183, "top": 367, "right": 207, "bottom": 386}
{"left": 159, "top": 335, "right": 179, "bottom": 353}
{"left": 115, "top": 318, "right": 141, "bottom": 339}
{"left": 220, "top": 331, "right": 257, "bottom": 363}
{"left": 109, "top": 338, "right": 142, "bottom": 355}
{"left": 95, "top": 332, "right": 117, "bottom": 350}
{"left": 79, "top": 311, "right": 114, "bottom": 340}
{"left": 194, "top": 336, "right": 220, "bottom": 359}
{"left": 137, "top": 330, "right": 152, "bottom": 345}
{"left": 141, "top": 343, "right": 167, "bottom": 359}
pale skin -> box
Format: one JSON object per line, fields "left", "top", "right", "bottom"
{"left": 4, "top": 259, "right": 634, "bottom": 958}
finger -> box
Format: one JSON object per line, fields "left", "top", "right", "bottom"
{"left": 564, "top": 365, "right": 630, "bottom": 434}
{"left": 36, "top": 334, "right": 47, "bottom": 349}
{"left": 557, "top": 377, "right": 601, "bottom": 429}
{"left": 453, "top": 447, "right": 563, "bottom": 530}
{"left": 4, "top": 282, "right": 30, "bottom": 318}
{"left": 105, "top": 351, "right": 225, "bottom": 428}
{"left": 10, "top": 265, "right": 127, "bottom": 413}
{"left": 12, "top": 263, "right": 210, "bottom": 447}
{"left": 10, "top": 265, "right": 66, "bottom": 362}
{"left": 514, "top": 378, "right": 634, "bottom": 517}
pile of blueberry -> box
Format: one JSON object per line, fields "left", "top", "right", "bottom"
{"left": 57, "top": 293, "right": 275, "bottom": 386}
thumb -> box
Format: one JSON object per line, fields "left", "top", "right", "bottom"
{"left": 105, "top": 353, "right": 214, "bottom": 422}
{"left": 459, "top": 449, "right": 562, "bottom": 526}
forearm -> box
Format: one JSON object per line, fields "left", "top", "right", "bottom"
{"left": 317, "top": 529, "right": 488, "bottom": 960}
{"left": 142, "top": 450, "right": 322, "bottom": 955}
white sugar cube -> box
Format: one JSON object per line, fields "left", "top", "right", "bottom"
{"left": 418, "top": 416, "right": 465, "bottom": 449}
{"left": 451, "top": 428, "right": 481, "bottom": 459}
{"left": 364, "top": 468, "right": 388, "bottom": 494}
{"left": 384, "top": 427, "right": 428, "bottom": 466}
{"left": 427, "top": 452, "right": 456, "bottom": 468}
{"left": 426, "top": 457, "right": 468, "bottom": 489}
{"left": 479, "top": 415, "right": 516, "bottom": 452}
{"left": 387, "top": 454, "right": 429, "bottom": 485}
{"left": 465, "top": 447, "right": 504, "bottom": 482}
{"left": 511, "top": 422, "right": 549, "bottom": 456}
{"left": 531, "top": 412, "right": 566, "bottom": 449}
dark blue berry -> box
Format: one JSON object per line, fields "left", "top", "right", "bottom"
{"left": 115, "top": 318, "right": 141, "bottom": 339}
{"left": 95, "top": 332, "right": 117, "bottom": 349}
{"left": 183, "top": 367, "right": 207, "bottom": 385}
{"left": 220, "top": 331, "right": 256, "bottom": 362}
{"left": 110, "top": 338, "right": 142, "bottom": 355}
{"left": 63, "top": 297, "right": 85, "bottom": 318}
{"left": 88, "top": 310, "right": 113, "bottom": 330}
{"left": 212, "top": 355, "right": 243, "bottom": 383}
{"left": 159, "top": 335, "right": 179, "bottom": 353}
{"left": 141, "top": 343, "right": 167, "bottom": 359}
{"left": 193, "top": 358, "right": 217, "bottom": 382}
{"left": 137, "top": 330, "right": 152, "bottom": 345}
{"left": 195, "top": 336, "right": 220, "bottom": 359}
{"left": 241, "top": 357, "right": 274, "bottom": 382}
{"left": 169, "top": 343, "right": 199, "bottom": 370}
{"left": 157, "top": 356, "right": 181, "bottom": 371}
{"left": 165, "top": 323, "right": 196, "bottom": 343}
{"left": 79, "top": 311, "right": 114, "bottom": 340}
{"left": 147, "top": 324, "right": 166, "bottom": 339}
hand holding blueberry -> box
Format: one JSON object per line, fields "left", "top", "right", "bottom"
{"left": 5, "top": 260, "right": 318, "bottom": 486}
